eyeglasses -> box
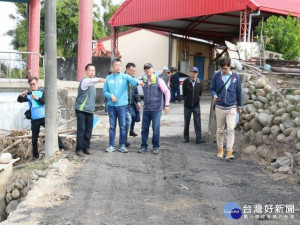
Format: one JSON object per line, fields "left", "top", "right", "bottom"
{"left": 29, "top": 83, "right": 36, "bottom": 86}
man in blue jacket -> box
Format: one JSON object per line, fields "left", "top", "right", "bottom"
{"left": 210, "top": 58, "right": 242, "bottom": 160}
{"left": 103, "top": 58, "right": 144, "bottom": 153}
{"left": 17, "top": 77, "right": 64, "bottom": 160}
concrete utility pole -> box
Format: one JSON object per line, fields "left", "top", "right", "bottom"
{"left": 44, "top": 0, "right": 58, "bottom": 159}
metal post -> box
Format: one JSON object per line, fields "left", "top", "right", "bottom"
{"left": 44, "top": 0, "right": 58, "bottom": 159}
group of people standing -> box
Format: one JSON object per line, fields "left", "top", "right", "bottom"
{"left": 18, "top": 57, "right": 242, "bottom": 160}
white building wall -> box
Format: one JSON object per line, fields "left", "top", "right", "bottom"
{"left": 101, "top": 29, "right": 169, "bottom": 76}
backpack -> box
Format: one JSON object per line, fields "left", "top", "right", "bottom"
{"left": 24, "top": 101, "right": 32, "bottom": 119}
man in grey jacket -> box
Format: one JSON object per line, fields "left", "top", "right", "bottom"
{"left": 75, "top": 63, "right": 106, "bottom": 156}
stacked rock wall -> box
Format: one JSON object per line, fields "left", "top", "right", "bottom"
{"left": 239, "top": 74, "right": 300, "bottom": 177}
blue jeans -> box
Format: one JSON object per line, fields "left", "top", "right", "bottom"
{"left": 171, "top": 87, "right": 180, "bottom": 102}
{"left": 107, "top": 105, "right": 127, "bottom": 147}
{"left": 125, "top": 108, "right": 132, "bottom": 139}
{"left": 141, "top": 110, "right": 162, "bottom": 149}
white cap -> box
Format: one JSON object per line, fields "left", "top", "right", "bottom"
{"left": 162, "top": 66, "right": 169, "bottom": 71}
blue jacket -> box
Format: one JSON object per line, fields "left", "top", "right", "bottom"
{"left": 17, "top": 88, "right": 45, "bottom": 120}
{"left": 210, "top": 71, "right": 242, "bottom": 109}
{"left": 103, "top": 72, "right": 138, "bottom": 107}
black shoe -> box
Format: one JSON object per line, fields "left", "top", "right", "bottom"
{"left": 83, "top": 149, "right": 91, "bottom": 155}
{"left": 76, "top": 151, "right": 84, "bottom": 156}
{"left": 196, "top": 138, "right": 204, "bottom": 144}
{"left": 125, "top": 142, "right": 131, "bottom": 147}
{"left": 129, "top": 130, "right": 138, "bottom": 137}
{"left": 183, "top": 139, "right": 189, "bottom": 143}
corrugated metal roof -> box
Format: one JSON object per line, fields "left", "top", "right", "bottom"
{"left": 109, "top": 0, "right": 300, "bottom": 27}
{"left": 109, "top": 0, "right": 246, "bottom": 26}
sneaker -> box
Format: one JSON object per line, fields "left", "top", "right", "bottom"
{"left": 119, "top": 145, "right": 128, "bottom": 153}
{"left": 138, "top": 147, "right": 147, "bottom": 153}
{"left": 106, "top": 146, "right": 116, "bottom": 152}
{"left": 226, "top": 149, "right": 235, "bottom": 159}
{"left": 129, "top": 130, "right": 138, "bottom": 137}
{"left": 153, "top": 148, "right": 159, "bottom": 155}
{"left": 217, "top": 148, "right": 224, "bottom": 158}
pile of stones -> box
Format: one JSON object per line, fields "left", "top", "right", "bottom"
{"left": 239, "top": 75, "right": 300, "bottom": 176}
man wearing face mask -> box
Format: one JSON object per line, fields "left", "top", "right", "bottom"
{"left": 182, "top": 67, "right": 204, "bottom": 144}
{"left": 210, "top": 58, "right": 242, "bottom": 160}
{"left": 17, "top": 77, "right": 64, "bottom": 160}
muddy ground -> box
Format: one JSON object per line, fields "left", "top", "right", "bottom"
{"left": 2, "top": 96, "right": 300, "bottom": 225}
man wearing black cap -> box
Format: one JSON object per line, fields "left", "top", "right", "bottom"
{"left": 138, "top": 63, "right": 170, "bottom": 155}
{"left": 182, "top": 67, "right": 204, "bottom": 144}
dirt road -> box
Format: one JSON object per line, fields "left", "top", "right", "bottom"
{"left": 2, "top": 96, "right": 299, "bottom": 225}
{"left": 38, "top": 96, "right": 299, "bottom": 225}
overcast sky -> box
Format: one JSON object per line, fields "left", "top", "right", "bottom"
{"left": 0, "top": 0, "right": 124, "bottom": 52}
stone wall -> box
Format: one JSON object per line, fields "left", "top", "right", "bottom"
{"left": 239, "top": 74, "right": 300, "bottom": 177}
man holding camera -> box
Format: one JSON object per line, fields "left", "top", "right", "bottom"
{"left": 17, "top": 77, "right": 64, "bottom": 160}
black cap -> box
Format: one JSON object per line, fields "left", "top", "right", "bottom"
{"left": 144, "top": 63, "right": 153, "bottom": 69}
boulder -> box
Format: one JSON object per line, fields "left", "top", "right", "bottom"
{"left": 5, "top": 200, "right": 19, "bottom": 214}
{"left": 243, "top": 122, "right": 250, "bottom": 131}
{"left": 254, "top": 101, "right": 263, "bottom": 109}
{"left": 255, "top": 131, "right": 264, "bottom": 146}
{"left": 244, "top": 114, "right": 252, "bottom": 122}
{"left": 5, "top": 193, "right": 12, "bottom": 204}
{"left": 283, "top": 127, "right": 295, "bottom": 137}
{"left": 246, "top": 104, "right": 257, "bottom": 113}
{"left": 263, "top": 135, "right": 270, "bottom": 145}
{"left": 243, "top": 145, "right": 257, "bottom": 155}
{"left": 264, "top": 84, "right": 272, "bottom": 93}
{"left": 262, "top": 126, "right": 271, "bottom": 135}
{"left": 297, "top": 129, "right": 300, "bottom": 139}
{"left": 279, "top": 124, "right": 285, "bottom": 132}
{"left": 256, "top": 145, "right": 269, "bottom": 159}
{"left": 257, "top": 96, "right": 268, "bottom": 104}
{"left": 258, "top": 109, "right": 264, "bottom": 113}
{"left": 278, "top": 165, "right": 291, "bottom": 174}
{"left": 256, "top": 78, "right": 267, "bottom": 88}
{"left": 271, "top": 125, "right": 280, "bottom": 137}
{"left": 287, "top": 105, "right": 296, "bottom": 113}
{"left": 295, "top": 117, "right": 300, "bottom": 127}
{"left": 278, "top": 102, "right": 288, "bottom": 108}
{"left": 250, "top": 119, "right": 263, "bottom": 132}
{"left": 251, "top": 94, "right": 257, "bottom": 100}
{"left": 275, "top": 108, "right": 287, "bottom": 116}
{"left": 290, "top": 128, "right": 300, "bottom": 138}
{"left": 286, "top": 95, "right": 295, "bottom": 103}
{"left": 291, "top": 111, "right": 300, "bottom": 119}
{"left": 296, "top": 103, "right": 300, "bottom": 112}
{"left": 285, "top": 136, "right": 294, "bottom": 144}
{"left": 11, "top": 188, "right": 21, "bottom": 199}
{"left": 256, "top": 89, "right": 266, "bottom": 97}
{"left": 245, "top": 100, "right": 254, "bottom": 104}
{"left": 272, "top": 116, "right": 282, "bottom": 125}
{"left": 294, "top": 90, "right": 300, "bottom": 95}
{"left": 269, "top": 105, "right": 278, "bottom": 115}
{"left": 295, "top": 142, "right": 300, "bottom": 150}
{"left": 266, "top": 93, "right": 272, "bottom": 101}
{"left": 256, "top": 113, "right": 271, "bottom": 126}
{"left": 264, "top": 103, "right": 270, "bottom": 110}
{"left": 276, "top": 134, "right": 286, "bottom": 143}
{"left": 294, "top": 137, "right": 300, "bottom": 145}
{"left": 294, "top": 95, "right": 300, "bottom": 104}
{"left": 276, "top": 79, "right": 284, "bottom": 85}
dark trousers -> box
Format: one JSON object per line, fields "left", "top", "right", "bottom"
{"left": 184, "top": 105, "right": 202, "bottom": 141}
{"left": 75, "top": 110, "right": 93, "bottom": 152}
{"left": 171, "top": 87, "right": 180, "bottom": 102}
{"left": 31, "top": 118, "right": 64, "bottom": 159}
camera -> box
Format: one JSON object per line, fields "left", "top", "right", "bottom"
{"left": 27, "top": 91, "right": 32, "bottom": 95}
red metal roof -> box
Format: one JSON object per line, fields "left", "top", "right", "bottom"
{"left": 109, "top": 0, "right": 300, "bottom": 27}
{"left": 108, "top": 0, "right": 300, "bottom": 43}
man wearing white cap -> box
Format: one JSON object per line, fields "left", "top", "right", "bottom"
{"left": 158, "top": 67, "right": 170, "bottom": 87}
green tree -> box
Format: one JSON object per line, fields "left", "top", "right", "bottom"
{"left": 255, "top": 15, "right": 300, "bottom": 60}
{"left": 6, "top": 0, "right": 106, "bottom": 57}
{"left": 102, "top": 0, "right": 130, "bottom": 36}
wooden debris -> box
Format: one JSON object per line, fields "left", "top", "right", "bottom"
{"left": 179, "top": 184, "right": 189, "bottom": 190}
